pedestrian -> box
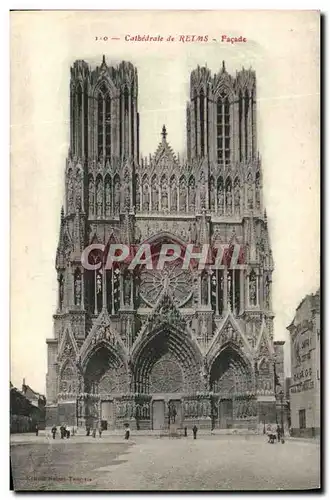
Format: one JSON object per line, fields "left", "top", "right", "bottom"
{"left": 60, "top": 425, "right": 65, "bottom": 439}
{"left": 35, "top": 424, "right": 39, "bottom": 436}
{"left": 86, "top": 425, "right": 90, "bottom": 437}
{"left": 184, "top": 426, "right": 187, "bottom": 437}
{"left": 51, "top": 425, "right": 57, "bottom": 439}
{"left": 192, "top": 425, "right": 198, "bottom": 440}
{"left": 124, "top": 424, "right": 130, "bottom": 440}
{"left": 277, "top": 424, "right": 281, "bottom": 443}
{"left": 66, "top": 426, "right": 70, "bottom": 439}
{"left": 92, "top": 427, "right": 96, "bottom": 438}
{"left": 99, "top": 427, "right": 102, "bottom": 438}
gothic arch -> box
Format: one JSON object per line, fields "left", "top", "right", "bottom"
{"left": 82, "top": 341, "right": 128, "bottom": 394}
{"left": 93, "top": 77, "right": 117, "bottom": 99}
{"left": 132, "top": 323, "right": 203, "bottom": 394}
{"left": 209, "top": 342, "right": 253, "bottom": 394}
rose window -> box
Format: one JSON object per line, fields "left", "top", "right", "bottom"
{"left": 150, "top": 357, "right": 184, "bottom": 393}
{"left": 139, "top": 261, "right": 192, "bottom": 307}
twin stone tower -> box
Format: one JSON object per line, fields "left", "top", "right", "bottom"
{"left": 46, "top": 56, "right": 284, "bottom": 432}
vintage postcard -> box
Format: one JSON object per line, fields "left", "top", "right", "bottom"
{"left": 10, "top": 10, "right": 320, "bottom": 491}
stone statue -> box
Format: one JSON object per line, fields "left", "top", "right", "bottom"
{"left": 170, "top": 177, "right": 177, "bottom": 211}
{"left": 179, "top": 178, "right": 186, "bottom": 212}
{"left": 67, "top": 172, "right": 74, "bottom": 212}
{"left": 256, "top": 174, "right": 261, "bottom": 208}
{"left": 74, "top": 273, "right": 82, "bottom": 306}
{"left": 135, "top": 178, "right": 140, "bottom": 212}
{"left": 234, "top": 181, "right": 240, "bottom": 214}
{"left": 114, "top": 178, "right": 120, "bottom": 213}
{"left": 59, "top": 276, "right": 64, "bottom": 309}
{"left": 265, "top": 278, "right": 270, "bottom": 309}
{"left": 142, "top": 183, "right": 149, "bottom": 211}
{"left": 96, "top": 180, "right": 103, "bottom": 217}
{"left": 247, "top": 174, "right": 253, "bottom": 209}
{"left": 168, "top": 402, "right": 177, "bottom": 424}
{"left": 249, "top": 273, "right": 257, "bottom": 305}
{"left": 96, "top": 273, "right": 102, "bottom": 295}
{"left": 188, "top": 222, "right": 197, "bottom": 243}
{"left": 124, "top": 174, "right": 130, "bottom": 210}
{"left": 210, "top": 177, "right": 215, "bottom": 211}
{"left": 201, "top": 273, "right": 208, "bottom": 305}
{"left": 217, "top": 186, "right": 224, "bottom": 215}
{"left": 75, "top": 170, "right": 82, "bottom": 211}
{"left": 199, "top": 171, "right": 206, "bottom": 209}
{"left": 161, "top": 180, "right": 168, "bottom": 210}
{"left": 188, "top": 177, "right": 195, "bottom": 212}
{"left": 89, "top": 178, "right": 95, "bottom": 216}
{"left": 151, "top": 182, "right": 158, "bottom": 211}
{"left": 105, "top": 179, "right": 111, "bottom": 216}
{"left": 124, "top": 273, "right": 131, "bottom": 306}
{"left": 226, "top": 186, "right": 232, "bottom": 215}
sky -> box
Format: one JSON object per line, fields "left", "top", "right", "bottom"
{"left": 10, "top": 10, "right": 320, "bottom": 394}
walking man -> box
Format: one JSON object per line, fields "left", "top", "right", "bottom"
{"left": 192, "top": 425, "right": 198, "bottom": 440}
{"left": 51, "top": 425, "right": 57, "bottom": 439}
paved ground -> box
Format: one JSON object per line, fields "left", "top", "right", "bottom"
{"left": 11, "top": 434, "right": 320, "bottom": 491}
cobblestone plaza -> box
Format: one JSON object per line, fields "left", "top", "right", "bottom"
{"left": 11, "top": 433, "right": 320, "bottom": 491}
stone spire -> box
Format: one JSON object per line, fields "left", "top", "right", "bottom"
{"left": 161, "top": 125, "right": 167, "bottom": 142}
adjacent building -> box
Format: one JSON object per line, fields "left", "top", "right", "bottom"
{"left": 287, "top": 289, "right": 320, "bottom": 437}
{"left": 46, "top": 57, "right": 283, "bottom": 431}
{"left": 10, "top": 380, "right": 46, "bottom": 433}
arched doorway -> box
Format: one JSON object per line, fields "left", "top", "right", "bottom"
{"left": 210, "top": 344, "right": 255, "bottom": 429}
{"left": 83, "top": 343, "right": 127, "bottom": 429}
{"left": 133, "top": 324, "right": 202, "bottom": 429}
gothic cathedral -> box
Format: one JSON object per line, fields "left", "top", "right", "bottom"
{"left": 46, "top": 57, "right": 284, "bottom": 431}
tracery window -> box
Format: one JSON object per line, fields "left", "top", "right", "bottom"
{"left": 97, "top": 84, "right": 111, "bottom": 159}
{"left": 217, "top": 92, "right": 230, "bottom": 164}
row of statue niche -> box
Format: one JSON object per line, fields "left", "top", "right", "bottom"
{"left": 116, "top": 401, "right": 140, "bottom": 418}
{"left": 59, "top": 379, "right": 77, "bottom": 394}
{"left": 234, "top": 400, "right": 258, "bottom": 419}
{"left": 183, "top": 400, "right": 211, "bottom": 418}
{"left": 81, "top": 171, "right": 260, "bottom": 217}
{"left": 88, "top": 174, "right": 130, "bottom": 217}
{"left": 136, "top": 173, "right": 207, "bottom": 212}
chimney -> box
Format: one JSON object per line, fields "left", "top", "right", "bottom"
{"left": 22, "top": 378, "right": 26, "bottom": 393}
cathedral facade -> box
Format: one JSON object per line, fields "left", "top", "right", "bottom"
{"left": 46, "top": 56, "right": 284, "bottom": 431}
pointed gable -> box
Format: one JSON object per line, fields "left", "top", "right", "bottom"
{"left": 206, "top": 309, "right": 252, "bottom": 366}
{"left": 79, "top": 309, "right": 126, "bottom": 368}
{"left": 57, "top": 327, "right": 78, "bottom": 365}
{"left": 152, "top": 125, "right": 179, "bottom": 171}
